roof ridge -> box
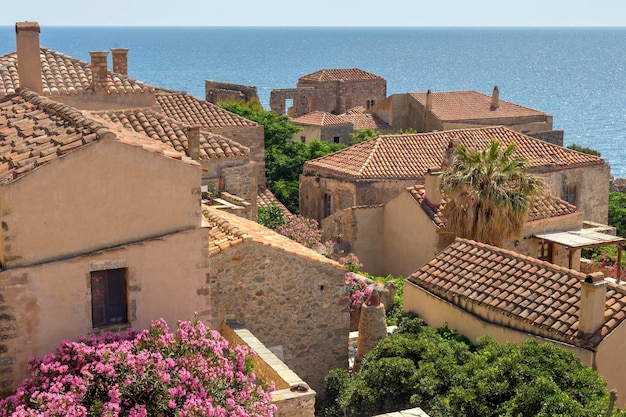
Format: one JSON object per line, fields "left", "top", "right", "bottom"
{"left": 17, "top": 87, "right": 116, "bottom": 140}
{"left": 358, "top": 136, "right": 383, "bottom": 177}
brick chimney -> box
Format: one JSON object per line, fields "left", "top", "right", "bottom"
{"left": 490, "top": 85, "right": 500, "bottom": 110}
{"left": 187, "top": 127, "right": 201, "bottom": 161}
{"left": 578, "top": 272, "right": 607, "bottom": 336}
{"left": 424, "top": 167, "right": 443, "bottom": 206}
{"left": 111, "top": 48, "right": 128, "bottom": 76}
{"left": 425, "top": 89, "right": 433, "bottom": 111}
{"left": 89, "top": 51, "right": 109, "bottom": 92}
{"left": 15, "top": 21, "right": 43, "bottom": 94}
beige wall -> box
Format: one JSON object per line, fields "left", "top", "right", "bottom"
{"left": 0, "top": 226, "right": 210, "bottom": 390}
{"left": 0, "top": 137, "right": 201, "bottom": 268}
{"left": 541, "top": 165, "right": 610, "bottom": 225}
{"left": 382, "top": 192, "right": 441, "bottom": 278}
{"left": 209, "top": 241, "right": 349, "bottom": 393}
{"left": 404, "top": 281, "right": 626, "bottom": 408}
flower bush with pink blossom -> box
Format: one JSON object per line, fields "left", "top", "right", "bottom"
{"left": 339, "top": 253, "right": 363, "bottom": 273}
{"left": 592, "top": 246, "right": 626, "bottom": 281}
{"left": 0, "top": 317, "right": 276, "bottom": 417}
{"left": 276, "top": 214, "right": 333, "bottom": 254}
{"left": 345, "top": 273, "right": 372, "bottom": 313}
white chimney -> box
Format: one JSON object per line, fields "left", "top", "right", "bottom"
{"left": 578, "top": 272, "right": 607, "bottom": 336}
{"left": 424, "top": 167, "right": 442, "bottom": 206}
{"left": 490, "top": 85, "right": 500, "bottom": 110}
{"left": 187, "top": 126, "right": 201, "bottom": 161}
{"left": 15, "top": 21, "right": 43, "bottom": 94}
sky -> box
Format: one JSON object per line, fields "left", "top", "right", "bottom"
{"left": 3, "top": 0, "right": 626, "bottom": 27}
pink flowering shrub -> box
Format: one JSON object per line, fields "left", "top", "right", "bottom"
{"left": 339, "top": 253, "right": 363, "bottom": 273}
{"left": 0, "top": 317, "right": 276, "bottom": 417}
{"left": 276, "top": 214, "right": 333, "bottom": 253}
{"left": 345, "top": 273, "right": 372, "bottom": 313}
{"left": 592, "top": 247, "right": 626, "bottom": 280}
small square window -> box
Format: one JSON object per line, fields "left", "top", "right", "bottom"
{"left": 300, "top": 136, "right": 306, "bottom": 143}
{"left": 91, "top": 268, "right": 128, "bottom": 328}
{"left": 333, "top": 136, "right": 340, "bottom": 144}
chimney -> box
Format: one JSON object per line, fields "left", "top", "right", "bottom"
{"left": 578, "top": 272, "right": 607, "bottom": 336}
{"left": 490, "top": 85, "right": 500, "bottom": 110}
{"left": 111, "top": 48, "right": 128, "bottom": 76}
{"left": 187, "top": 127, "right": 201, "bottom": 161}
{"left": 89, "top": 51, "right": 109, "bottom": 92}
{"left": 15, "top": 21, "right": 43, "bottom": 94}
{"left": 425, "top": 89, "right": 433, "bottom": 111}
{"left": 424, "top": 167, "right": 443, "bottom": 206}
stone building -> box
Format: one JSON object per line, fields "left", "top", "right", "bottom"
{"left": 404, "top": 238, "right": 626, "bottom": 408}
{"left": 300, "top": 126, "right": 609, "bottom": 225}
{"left": 0, "top": 88, "right": 211, "bottom": 390}
{"left": 205, "top": 80, "right": 259, "bottom": 104}
{"left": 204, "top": 206, "right": 349, "bottom": 393}
{"left": 270, "top": 68, "right": 386, "bottom": 118}
{"left": 322, "top": 168, "right": 594, "bottom": 277}
{"left": 373, "top": 87, "right": 561, "bottom": 143}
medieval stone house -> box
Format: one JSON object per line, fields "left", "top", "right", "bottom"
{"left": 300, "top": 126, "right": 609, "bottom": 225}
{"left": 270, "top": 68, "right": 386, "bottom": 118}
{"left": 204, "top": 206, "right": 349, "bottom": 393}
{"left": 373, "top": 87, "right": 561, "bottom": 143}
{"left": 404, "top": 238, "right": 626, "bottom": 407}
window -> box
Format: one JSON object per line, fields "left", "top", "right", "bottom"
{"left": 300, "top": 136, "right": 306, "bottom": 143}
{"left": 537, "top": 241, "right": 552, "bottom": 262}
{"left": 563, "top": 184, "right": 577, "bottom": 206}
{"left": 91, "top": 268, "right": 128, "bottom": 327}
{"left": 366, "top": 99, "right": 375, "bottom": 109}
{"left": 323, "top": 193, "right": 332, "bottom": 218}
{"left": 333, "top": 136, "right": 340, "bottom": 144}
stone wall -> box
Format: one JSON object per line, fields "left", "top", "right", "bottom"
{"left": 220, "top": 321, "right": 316, "bottom": 417}
{"left": 205, "top": 81, "right": 259, "bottom": 104}
{"left": 527, "top": 130, "right": 564, "bottom": 146}
{"left": 209, "top": 240, "right": 349, "bottom": 394}
{"left": 211, "top": 125, "right": 266, "bottom": 185}
{"left": 299, "top": 175, "right": 357, "bottom": 223}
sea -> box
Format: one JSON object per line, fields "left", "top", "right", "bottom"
{"left": 1, "top": 26, "right": 625, "bottom": 176}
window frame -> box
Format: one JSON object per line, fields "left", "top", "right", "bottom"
{"left": 90, "top": 268, "right": 128, "bottom": 328}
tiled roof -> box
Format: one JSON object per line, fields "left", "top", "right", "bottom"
{"left": 155, "top": 92, "right": 258, "bottom": 129}
{"left": 304, "top": 126, "right": 605, "bottom": 179}
{"left": 407, "top": 238, "right": 626, "bottom": 349}
{"left": 292, "top": 111, "right": 349, "bottom": 127}
{"left": 409, "top": 90, "right": 546, "bottom": 122}
{"left": 91, "top": 108, "right": 249, "bottom": 161}
{"left": 299, "top": 68, "right": 384, "bottom": 83}
{"left": 0, "top": 48, "right": 154, "bottom": 97}
{"left": 408, "top": 185, "right": 578, "bottom": 227}
{"left": 257, "top": 186, "right": 291, "bottom": 216}
{"left": 0, "top": 88, "right": 197, "bottom": 184}
{"left": 338, "top": 107, "right": 390, "bottom": 131}
{"left": 202, "top": 205, "right": 343, "bottom": 267}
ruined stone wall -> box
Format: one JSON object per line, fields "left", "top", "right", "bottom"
{"left": 540, "top": 164, "right": 610, "bottom": 225}
{"left": 269, "top": 88, "right": 317, "bottom": 117}
{"left": 318, "top": 124, "right": 353, "bottom": 144}
{"left": 209, "top": 241, "right": 349, "bottom": 393}
{"left": 527, "top": 130, "right": 564, "bottom": 146}
{"left": 299, "top": 175, "right": 357, "bottom": 223}
{"left": 205, "top": 81, "right": 259, "bottom": 104}
{"left": 210, "top": 125, "right": 266, "bottom": 185}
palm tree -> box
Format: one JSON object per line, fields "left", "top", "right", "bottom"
{"left": 439, "top": 139, "right": 545, "bottom": 246}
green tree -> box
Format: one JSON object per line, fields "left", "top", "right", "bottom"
{"left": 567, "top": 143, "right": 601, "bottom": 157}
{"left": 609, "top": 191, "right": 626, "bottom": 237}
{"left": 218, "top": 100, "right": 343, "bottom": 213}
{"left": 321, "top": 314, "right": 620, "bottom": 417}
{"left": 440, "top": 139, "right": 545, "bottom": 246}
{"left": 257, "top": 203, "right": 285, "bottom": 230}
{"left": 349, "top": 128, "right": 381, "bottom": 145}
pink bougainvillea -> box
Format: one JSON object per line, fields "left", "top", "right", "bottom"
{"left": 345, "top": 272, "right": 372, "bottom": 313}
{"left": 276, "top": 214, "right": 333, "bottom": 254}
{"left": 0, "top": 317, "right": 276, "bottom": 417}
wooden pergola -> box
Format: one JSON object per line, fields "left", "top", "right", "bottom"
{"left": 533, "top": 229, "right": 626, "bottom": 283}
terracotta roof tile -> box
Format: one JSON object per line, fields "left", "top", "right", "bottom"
{"left": 299, "top": 68, "right": 383, "bottom": 83}
{"left": 338, "top": 107, "right": 390, "bottom": 131}
{"left": 407, "top": 185, "right": 578, "bottom": 227}
{"left": 304, "top": 126, "right": 605, "bottom": 179}
{"left": 409, "top": 90, "right": 546, "bottom": 121}
{"left": 0, "top": 48, "right": 154, "bottom": 97}
{"left": 257, "top": 186, "right": 292, "bottom": 216}
{"left": 90, "top": 108, "right": 249, "bottom": 161}
{"left": 202, "top": 205, "right": 343, "bottom": 268}
{"left": 155, "top": 92, "right": 258, "bottom": 129}
{"left": 0, "top": 89, "right": 198, "bottom": 184}
{"left": 292, "top": 111, "right": 350, "bottom": 127}
{"left": 408, "top": 238, "right": 626, "bottom": 349}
